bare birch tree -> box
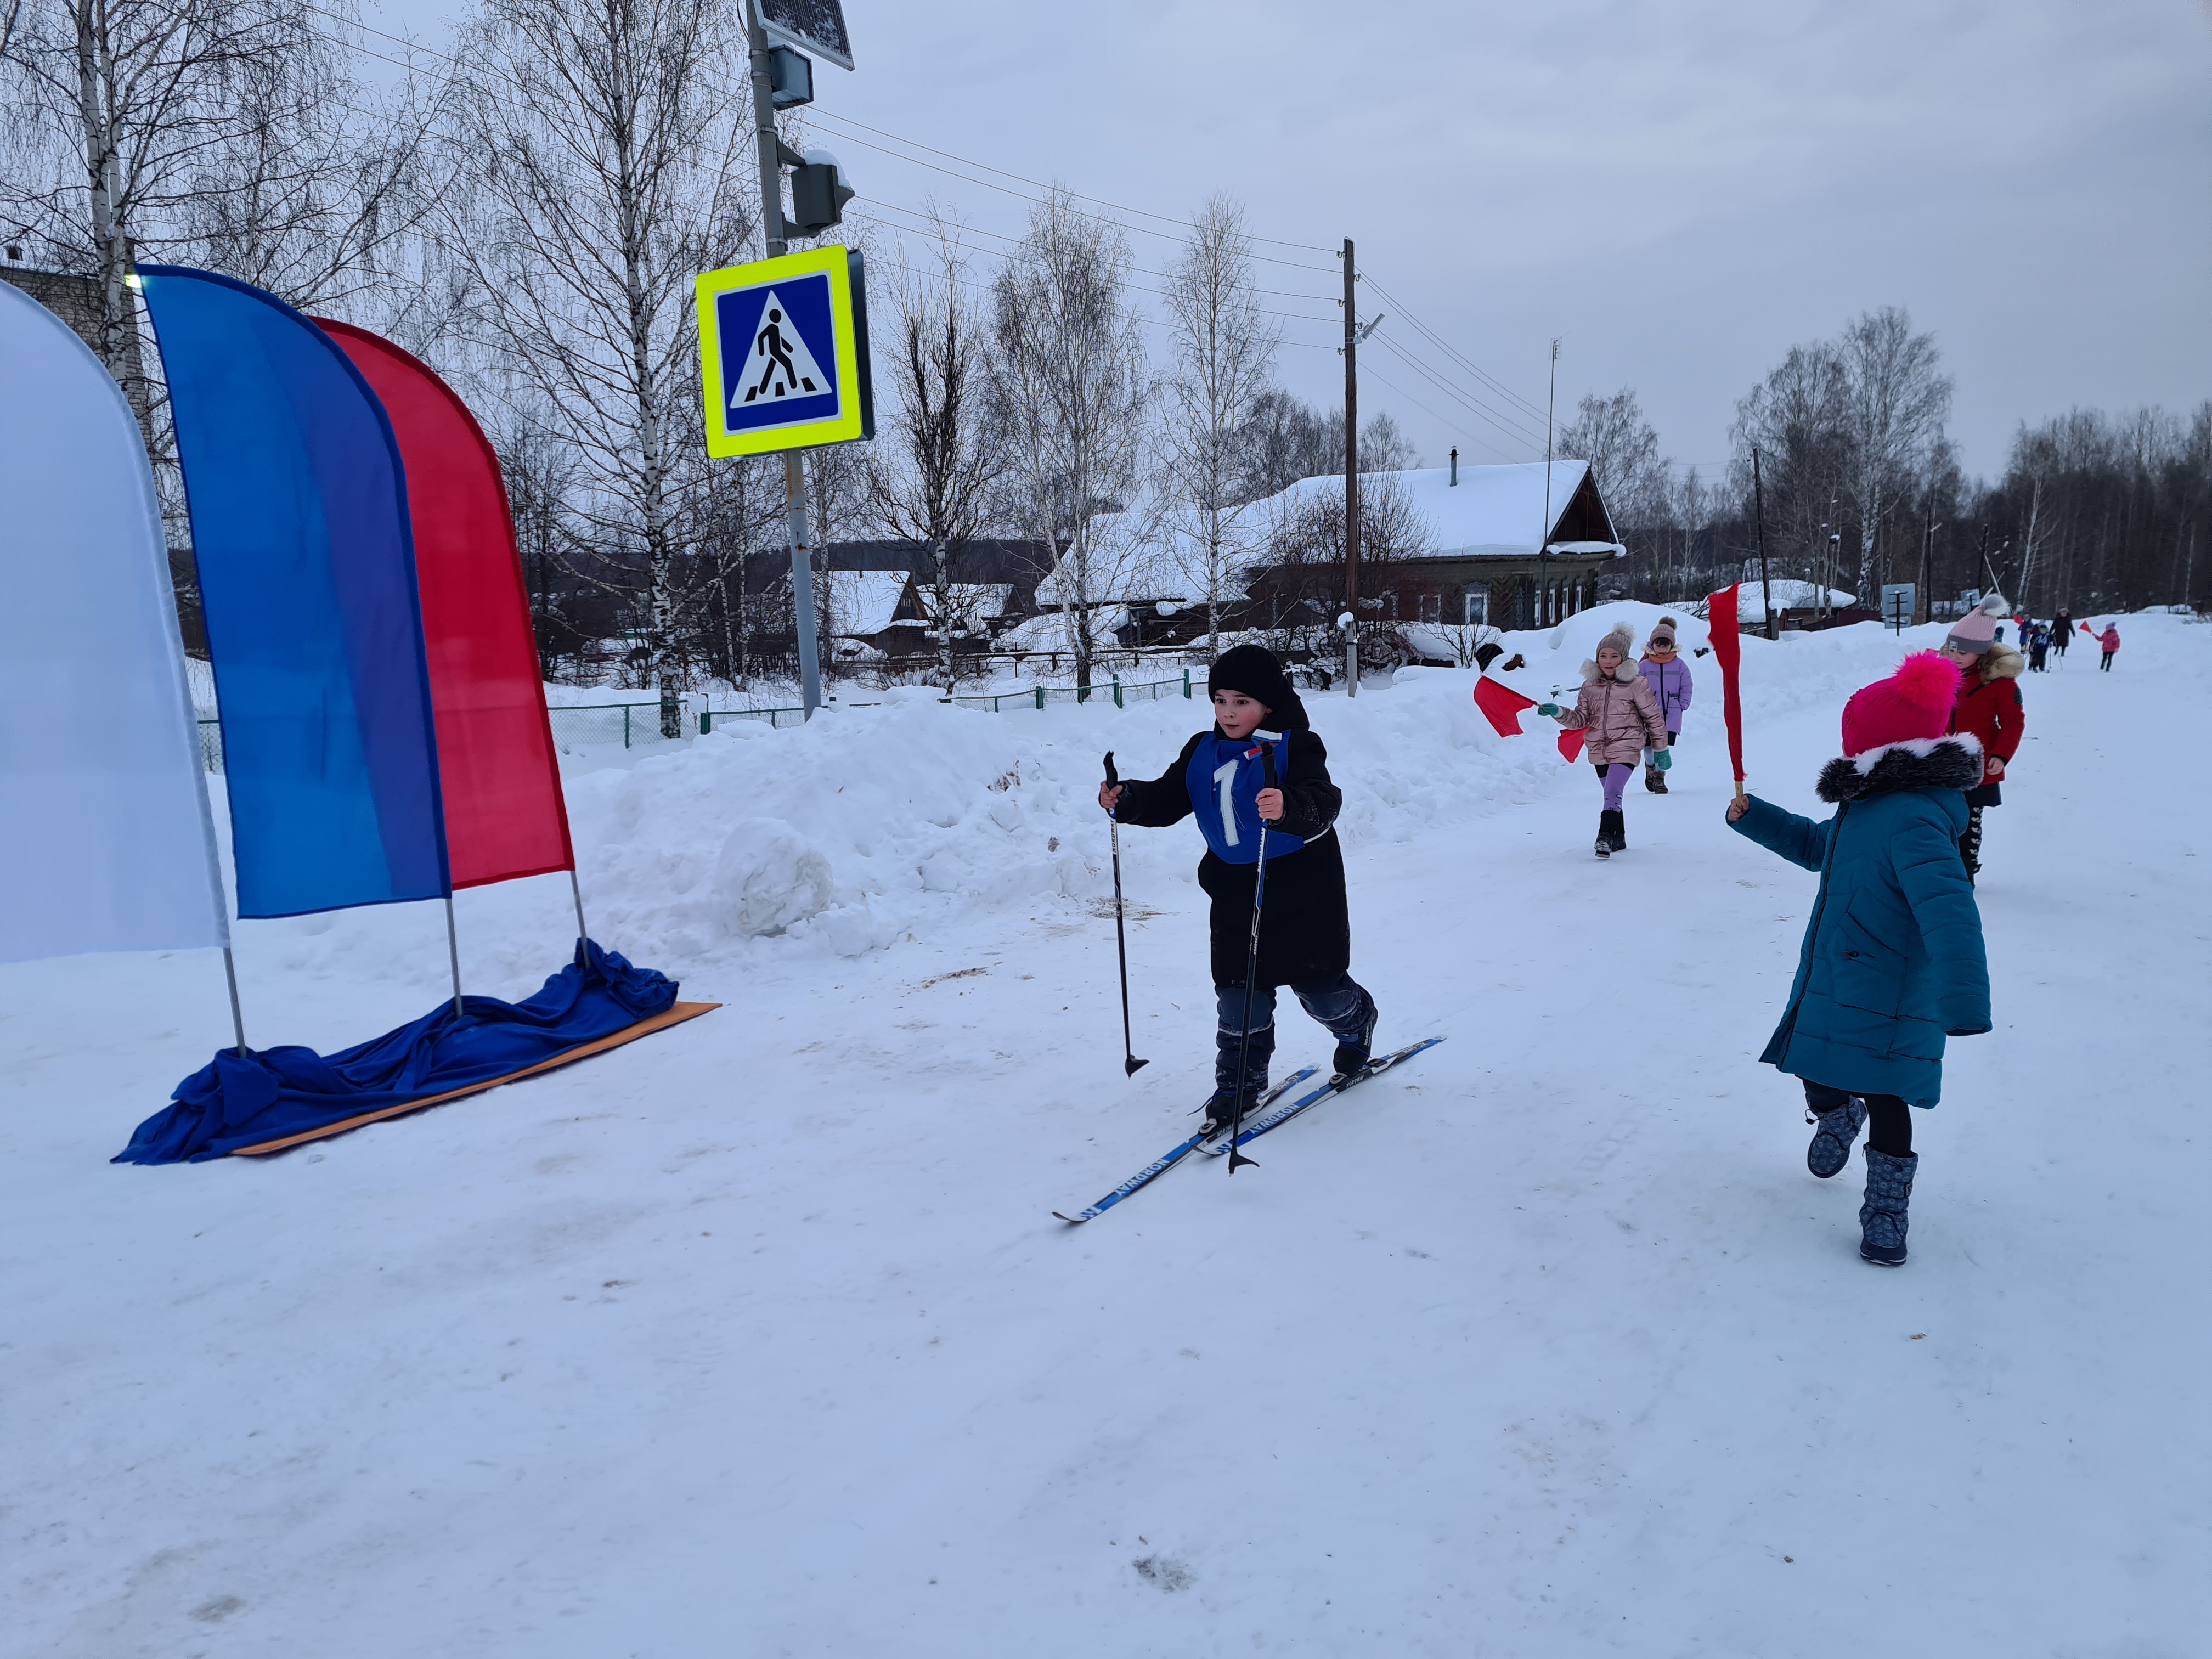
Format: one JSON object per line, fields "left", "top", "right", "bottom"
{"left": 1158, "top": 195, "right": 1279, "bottom": 658}
{"left": 1835, "top": 306, "right": 1952, "bottom": 599}
{"left": 2, "top": 0, "right": 431, "bottom": 377}
{"left": 448, "top": 0, "right": 754, "bottom": 731}
{"left": 864, "top": 215, "right": 1001, "bottom": 695}
{"left": 989, "top": 187, "right": 1150, "bottom": 693}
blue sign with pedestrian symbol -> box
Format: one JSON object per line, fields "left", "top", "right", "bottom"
{"left": 697, "top": 246, "right": 872, "bottom": 456}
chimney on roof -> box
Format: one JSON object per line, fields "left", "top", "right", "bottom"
{"left": 1449, "top": 447, "right": 1458, "bottom": 486}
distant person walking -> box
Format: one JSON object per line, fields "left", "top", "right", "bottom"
{"left": 2098, "top": 623, "right": 2121, "bottom": 671}
{"left": 1942, "top": 595, "right": 2025, "bottom": 882}
{"left": 2051, "top": 608, "right": 2073, "bottom": 667}
{"left": 2028, "top": 622, "right": 2050, "bottom": 673}
{"left": 1638, "top": 617, "right": 1694, "bottom": 794}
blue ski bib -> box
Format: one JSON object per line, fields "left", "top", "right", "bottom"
{"left": 1184, "top": 732, "right": 1307, "bottom": 866}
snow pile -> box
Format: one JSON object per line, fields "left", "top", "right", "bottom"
{"left": 201, "top": 608, "right": 2202, "bottom": 1007}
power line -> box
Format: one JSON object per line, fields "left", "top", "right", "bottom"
{"left": 1356, "top": 364, "right": 1522, "bottom": 464}
{"left": 303, "top": 10, "right": 1553, "bottom": 430}
{"left": 306, "top": 5, "right": 1340, "bottom": 275}
{"left": 856, "top": 198, "right": 1339, "bottom": 326}
{"left": 1359, "top": 272, "right": 1550, "bottom": 424}
{"left": 800, "top": 107, "right": 1336, "bottom": 256}
{"left": 1369, "top": 332, "right": 1549, "bottom": 452}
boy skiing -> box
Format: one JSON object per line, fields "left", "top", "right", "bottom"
{"left": 1098, "top": 645, "right": 1377, "bottom": 1138}
{"left": 1725, "top": 651, "right": 1991, "bottom": 1266}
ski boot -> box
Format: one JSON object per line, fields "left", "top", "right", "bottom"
{"left": 1859, "top": 1147, "right": 1918, "bottom": 1266}
{"left": 1806, "top": 1095, "right": 1867, "bottom": 1179}
{"left": 1331, "top": 999, "right": 1380, "bottom": 1081}
{"left": 1197, "top": 1088, "right": 1261, "bottom": 1140}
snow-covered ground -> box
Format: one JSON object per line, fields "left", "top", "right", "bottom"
{"left": 5, "top": 607, "right": 2205, "bottom": 1656}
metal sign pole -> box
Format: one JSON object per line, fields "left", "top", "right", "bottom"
{"left": 747, "top": 0, "right": 822, "bottom": 718}
{"left": 1341, "top": 238, "right": 1359, "bottom": 697}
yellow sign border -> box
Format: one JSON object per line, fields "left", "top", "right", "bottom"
{"left": 697, "top": 246, "right": 866, "bottom": 458}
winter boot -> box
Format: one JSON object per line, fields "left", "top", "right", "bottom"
{"left": 1858, "top": 1147, "right": 1918, "bottom": 1266}
{"left": 1331, "top": 996, "right": 1380, "bottom": 1081}
{"left": 1644, "top": 763, "right": 1668, "bottom": 794}
{"left": 1601, "top": 809, "right": 1627, "bottom": 853}
{"left": 1197, "top": 1087, "right": 1261, "bottom": 1140}
{"left": 1806, "top": 1096, "right": 1867, "bottom": 1179}
{"left": 1958, "top": 805, "right": 1983, "bottom": 882}
{"left": 1593, "top": 813, "right": 1611, "bottom": 859}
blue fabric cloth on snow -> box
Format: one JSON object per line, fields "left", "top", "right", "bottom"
{"left": 115, "top": 939, "right": 676, "bottom": 1164}
{"left": 1729, "top": 738, "right": 1990, "bottom": 1108}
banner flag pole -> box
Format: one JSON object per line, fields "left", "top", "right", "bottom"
{"left": 444, "top": 895, "right": 464, "bottom": 1019}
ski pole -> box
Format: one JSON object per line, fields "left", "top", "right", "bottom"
{"left": 1227, "top": 740, "right": 1280, "bottom": 1174}
{"left": 1102, "top": 752, "right": 1148, "bottom": 1077}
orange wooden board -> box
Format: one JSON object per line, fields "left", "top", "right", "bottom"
{"left": 229, "top": 1001, "right": 721, "bottom": 1158}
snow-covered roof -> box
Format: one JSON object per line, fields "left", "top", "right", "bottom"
{"left": 1250, "top": 462, "right": 1609, "bottom": 559}
{"left": 820, "top": 571, "right": 911, "bottom": 636}
{"left": 912, "top": 582, "right": 1014, "bottom": 623}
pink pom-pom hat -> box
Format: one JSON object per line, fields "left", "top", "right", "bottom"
{"left": 1839, "top": 651, "right": 1963, "bottom": 759}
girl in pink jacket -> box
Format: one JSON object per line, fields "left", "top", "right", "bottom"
{"left": 2098, "top": 624, "right": 2121, "bottom": 671}
{"left": 1541, "top": 622, "right": 1669, "bottom": 859}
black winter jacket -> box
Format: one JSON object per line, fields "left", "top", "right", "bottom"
{"left": 1114, "top": 725, "right": 1352, "bottom": 989}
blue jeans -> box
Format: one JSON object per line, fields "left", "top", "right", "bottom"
{"left": 1215, "top": 973, "right": 1375, "bottom": 1092}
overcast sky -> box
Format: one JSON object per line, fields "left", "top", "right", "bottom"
{"left": 368, "top": 0, "right": 2211, "bottom": 482}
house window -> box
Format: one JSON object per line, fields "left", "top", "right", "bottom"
{"left": 1419, "top": 591, "right": 1441, "bottom": 625}
{"left": 1462, "top": 588, "right": 1488, "bottom": 627}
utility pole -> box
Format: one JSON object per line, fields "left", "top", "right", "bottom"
{"left": 1539, "top": 339, "right": 1560, "bottom": 627}
{"left": 746, "top": 0, "right": 823, "bottom": 716}
{"left": 1752, "top": 446, "right": 1776, "bottom": 640}
{"left": 1341, "top": 237, "right": 1359, "bottom": 697}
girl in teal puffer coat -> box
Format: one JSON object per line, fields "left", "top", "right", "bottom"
{"left": 1725, "top": 651, "right": 1990, "bottom": 1266}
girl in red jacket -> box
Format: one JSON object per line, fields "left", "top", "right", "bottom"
{"left": 1940, "top": 595, "right": 2025, "bottom": 880}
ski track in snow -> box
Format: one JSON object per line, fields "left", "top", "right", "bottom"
{"left": 4, "top": 605, "right": 2205, "bottom": 1656}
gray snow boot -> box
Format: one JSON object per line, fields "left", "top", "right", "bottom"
{"left": 1807, "top": 1096, "right": 1868, "bottom": 1180}
{"left": 1859, "top": 1147, "right": 1918, "bottom": 1266}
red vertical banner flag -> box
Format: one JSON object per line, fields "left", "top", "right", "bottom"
{"left": 317, "top": 320, "right": 575, "bottom": 889}
{"left": 1705, "top": 583, "right": 1746, "bottom": 792}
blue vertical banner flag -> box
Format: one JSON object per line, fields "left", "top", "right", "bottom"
{"left": 139, "top": 266, "right": 450, "bottom": 918}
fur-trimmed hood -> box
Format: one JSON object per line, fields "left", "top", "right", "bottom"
{"left": 1580, "top": 623, "right": 1642, "bottom": 684}
{"left": 1974, "top": 641, "right": 2024, "bottom": 682}
{"left": 1816, "top": 733, "right": 1983, "bottom": 804}
{"left": 1579, "top": 657, "right": 1641, "bottom": 684}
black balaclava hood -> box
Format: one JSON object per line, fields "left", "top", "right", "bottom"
{"left": 1207, "top": 644, "right": 1310, "bottom": 732}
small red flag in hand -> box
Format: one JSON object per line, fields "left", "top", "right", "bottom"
{"left": 1474, "top": 676, "right": 1537, "bottom": 736}
{"left": 1556, "top": 726, "right": 1587, "bottom": 764}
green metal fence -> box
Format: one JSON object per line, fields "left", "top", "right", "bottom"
{"left": 196, "top": 672, "right": 1199, "bottom": 772}
{"left": 947, "top": 670, "right": 1194, "bottom": 714}
{"left": 545, "top": 701, "right": 693, "bottom": 752}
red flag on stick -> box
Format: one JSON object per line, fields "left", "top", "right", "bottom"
{"left": 1473, "top": 675, "right": 1536, "bottom": 736}
{"left": 1706, "top": 583, "right": 1746, "bottom": 798}
{"left": 1556, "top": 726, "right": 1587, "bottom": 764}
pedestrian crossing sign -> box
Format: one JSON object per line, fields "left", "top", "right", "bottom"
{"left": 697, "top": 245, "right": 873, "bottom": 457}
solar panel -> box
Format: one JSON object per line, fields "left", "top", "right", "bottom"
{"left": 759, "top": 0, "right": 853, "bottom": 71}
